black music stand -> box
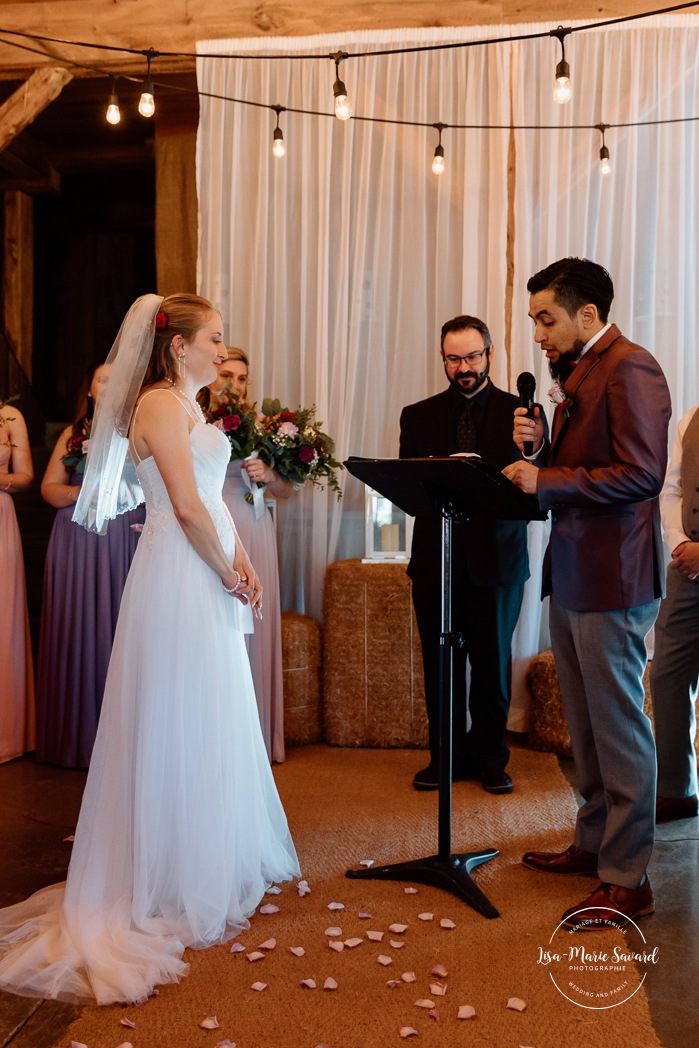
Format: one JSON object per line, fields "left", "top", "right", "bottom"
{"left": 343, "top": 456, "right": 547, "bottom": 918}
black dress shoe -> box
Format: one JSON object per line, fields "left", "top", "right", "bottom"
{"left": 522, "top": 844, "right": 598, "bottom": 875}
{"left": 656, "top": 794, "right": 699, "bottom": 823}
{"left": 478, "top": 771, "right": 513, "bottom": 794}
{"left": 412, "top": 762, "right": 469, "bottom": 791}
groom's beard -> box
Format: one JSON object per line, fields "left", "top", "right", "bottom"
{"left": 548, "top": 340, "right": 585, "bottom": 383}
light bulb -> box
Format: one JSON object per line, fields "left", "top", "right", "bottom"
{"left": 138, "top": 83, "right": 155, "bottom": 118}
{"left": 272, "top": 127, "right": 286, "bottom": 159}
{"left": 333, "top": 79, "right": 352, "bottom": 121}
{"left": 553, "top": 59, "right": 571, "bottom": 105}
{"left": 106, "top": 92, "right": 121, "bottom": 125}
{"left": 432, "top": 145, "right": 445, "bottom": 175}
{"left": 599, "top": 146, "right": 611, "bottom": 176}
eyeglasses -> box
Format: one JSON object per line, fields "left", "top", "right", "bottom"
{"left": 443, "top": 349, "right": 489, "bottom": 367}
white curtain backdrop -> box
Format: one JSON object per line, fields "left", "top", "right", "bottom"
{"left": 197, "top": 18, "right": 699, "bottom": 729}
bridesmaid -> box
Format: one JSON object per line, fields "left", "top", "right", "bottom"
{"left": 0, "top": 399, "right": 34, "bottom": 763}
{"left": 35, "top": 362, "right": 146, "bottom": 767}
{"left": 209, "top": 348, "right": 293, "bottom": 762}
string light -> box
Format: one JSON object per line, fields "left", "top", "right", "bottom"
{"left": 596, "top": 123, "right": 611, "bottom": 175}
{"left": 106, "top": 80, "right": 120, "bottom": 125}
{"left": 331, "top": 50, "right": 352, "bottom": 121}
{"left": 551, "top": 26, "right": 572, "bottom": 105}
{"left": 138, "top": 51, "right": 156, "bottom": 118}
{"left": 272, "top": 105, "right": 286, "bottom": 159}
{"left": 431, "top": 123, "right": 446, "bottom": 175}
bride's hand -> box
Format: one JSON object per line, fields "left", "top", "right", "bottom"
{"left": 232, "top": 550, "right": 264, "bottom": 618}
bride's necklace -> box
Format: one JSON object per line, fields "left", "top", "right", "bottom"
{"left": 166, "top": 379, "right": 207, "bottom": 425}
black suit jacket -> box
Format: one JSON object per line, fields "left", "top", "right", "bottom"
{"left": 399, "top": 383, "right": 530, "bottom": 588}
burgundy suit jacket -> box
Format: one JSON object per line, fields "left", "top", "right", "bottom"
{"left": 536, "top": 324, "right": 671, "bottom": 612}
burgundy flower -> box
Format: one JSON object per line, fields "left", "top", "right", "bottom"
{"left": 299, "top": 445, "right": 316, "bottom": 464}
{"left": 222, "top": 414, "right": 241, "bottom": 433}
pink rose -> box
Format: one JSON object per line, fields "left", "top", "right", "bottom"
{"left": 279, "top": 421, "right": 299, "bottom": 438}
{"left": 222, "top": 414, "right": 241, "bottom": 432}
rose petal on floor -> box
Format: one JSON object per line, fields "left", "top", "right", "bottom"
{"left": 327, "top": 901, "right": 345, "bottom": 910}
{"left": 377, "top": 955, "right": 393, "bottom": 966}
{"left": 414, "top": 999, "right": 435, "bottom": 1009}
{"left": 246, "top": 951, "right": 265, "bottom": 962}
{"left": 324, "top": 977, "right": 338, "bottom": 990}
{"left": 440, "top": 919, "right": 456, "bottom": 929}
{"left": 258, "top": 938, "right": 276, "bottom": 950}
{"left": 230, "top": 943, "right": 245, "bottom": 954}
{"left": 431, "top": 964, "right": 448, "bottom": 978}
{"left": 259, "top": 904, "right": 279, "bottom": 915}
{"left": 389, "top": 923, "right": 408, "bottom": 933}
{"left": 458, "top": 1005, "right": 476, "bottom": 1020}
{"left": 266, "top": 885, "right": 282, "bottom": 895}
{"left": 507, "top": 997, "right": 527, "bottom": 1012}
{"left": 300, "top": 979, "right": 317, "bottom": 989}
{"left": 298, "top": 880, "right": 311, "bottom": 896}
{"left": 389, "top": 940, "right": 405, "bottom": 949}
{"left": 359, "top": 859, "right": 374, "bottom": 867}
{"left": 329, "top": 941, "right": 344, "bottom": 952}
{"left": 366, "top": 930, "right": 384, "bottom": 941}
{"left": 386, "top": 980, "right": 402, "bottom": 988}
{"left": 344, "top": 937, "right": 363, "bottom": 948}
{"left": 430, "top": 983, "right": 447, "bottom": 997}
{"left": 418, "top": 913, "right": 433, "bottom": 922}
{"left": 251, "top": 982, "right": 267, "bottom": 992}
{"left": 120, "top": 1017, "right": 136, "bottom": 1028}
{"left": 200, "top": 1017, "right": 220, "bottom": 1029}
{"left": 358, "top": 912, "right": 373, "bottom": 919}
{"left": 399, "top": 1028, "right": 418, "bottom": 1038}
{"left": 404, "top": 887, "right": 418, "bottom": 894}
{"left": 428, "top": 1009, "right": 440, "bottom": 1021}
{"left": 401, "top": 972, "right": 417, "bottom": 983}
{"left": 325, "top": 927, "right": 342, "bottom": 937}
{"left": 289, "top": 946, "right": 305, "bottom": 957}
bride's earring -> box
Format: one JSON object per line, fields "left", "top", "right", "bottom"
{"left": 178, "top": 353, "right": 186, "bottom": 381}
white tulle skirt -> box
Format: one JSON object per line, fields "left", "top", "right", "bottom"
{"left": 0, "top": 493, "right": 299, "bottom": 1005}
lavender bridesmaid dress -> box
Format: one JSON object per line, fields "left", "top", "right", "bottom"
{"left": 0, "top": 444, "right": 35, "bottom": 763}
{"left": 34, "top": 471, "right": 145, "bottom": 767}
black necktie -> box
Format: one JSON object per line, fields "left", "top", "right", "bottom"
{"left": 456, "top": 399, "right": 477, "bottom": 452}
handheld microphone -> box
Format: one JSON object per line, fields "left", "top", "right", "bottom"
{"left": 516, "top": 371, "right": 537, "bottom": 457}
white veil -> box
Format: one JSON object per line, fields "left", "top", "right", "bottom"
{"left": 73, "top": 293, "right": 163, "bottom": 534}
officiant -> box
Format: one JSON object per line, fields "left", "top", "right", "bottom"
{"left": 399, "top": 314, "right": 541, "bottom": 795}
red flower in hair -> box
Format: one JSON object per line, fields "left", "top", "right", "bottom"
{"left": 155, "top": 311, "right": 168, "bottom": 330}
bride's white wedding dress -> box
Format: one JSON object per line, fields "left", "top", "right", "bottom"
{"left": 0, "top": 418, "right": 299, "bottom": 1004}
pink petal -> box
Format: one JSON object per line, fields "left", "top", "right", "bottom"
{"left": 386, "top": 980, "right": 402, "bottom": 988}
{"left": 251, "top": 982, "right": 267, "bottom": 991}
{"left": 359, "top": 859, "right": 374, "bottom": 867}
{"left": 214, "top": 1042, "right": 236, "bottom": 1047}
{"left": 258, "top": 938, "right": 276, "bottom": 950}
{"left": 389, "top": 923, "right": 408, "bottom": 933}
{"left": 298, "top": 880, "right": 311, "bottom": 896}
{"left": 377, "top": 955, "right": 393, "bottom": 966}
{"left": 399, "top": 1028, "right": 418, "bottom": 1038}
{"left": 403, "top": 887, "right": 418, "bottom": 894}
{"left": 327, "top": 901, "right": 345, "bottom": 911}
{"left": 401, "top": 972, "right": 417, "bottom": 983}
{"left": 324, "top": 927, "right": 342, "bottom": 937}
{"left": 323, "top": 977, "right": 338, "bottom": 990}
{"left": 71, "top": 1043, "right": 88, "bottom": 1048}
{"left": 440, "top": 919, "right": 456, "bottom": 929}
{"left": 458, "top": 1005, "right": 476, "bottom": 1020}
{"left": 259, "top": 903, "right": 279, "bottom": 915}
{"left": 289, "top": 946, "right": 305, "bottom": 957}
{"left": 266, "top": 885, "right": 282, "bottom": 895}
{"left": 428, "top": 1009, "right": 440, "bottom": 1021}
{"left": 389, "top": 940, "right": 405, "bottom": 949}
{"left": 246, "top": 951, "right": 266, "bottom": 962}
{"left": 418, "top": 912, "right": 433, "bottom": 921}
{"left": 366, "top": 931, "right": 384, "bottom": 942}
{"left": 506, "top": 996, "right": 527, "bottom": 1012}
{"left": 344, "top": 937, "right": 363, "bottom": 948}
{"left": 63, "top": 836, "right": 75, "bottom": 842}
{"left": 116, "top": 1043, "right": 135, "bottom": 1048}
{"left": 120, "top": 1017, "right": 136, "bottom": 1028}
{"left": 415, "top": 999, "right": 435, "bottom": 1009}
{"left": 329, "top": 941, "right": 344, "bottom": 953}
{"left": 200, "top": 1017, "right": 220, "bottom": 1029}
{"left": 300, "top": 979, "right": 317, "bottom": 989}
{"left": 358, "top": 912, "right": 373, "bottom": 919}
{"left": 430, "top": 983, "right": 447, "bottom": 997}
{"left": 230, "top": 942, "right": 245, "bottom": 953}
{"left": 431, "top": 963, "right": 448, "bottom": 978}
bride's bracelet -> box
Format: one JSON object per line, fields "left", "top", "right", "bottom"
{"left": 222, "top": 570, "right": 241, "bottom": 594}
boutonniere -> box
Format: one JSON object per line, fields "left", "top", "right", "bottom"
{"left": 548, "top": 383, "right": 574, "bottom": 417}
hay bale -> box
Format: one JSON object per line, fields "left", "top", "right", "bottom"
{"left": 527, "top": 647, "right": 658, "bottom": 758}
{"left": 282, "top": 611, "right": 322, "bottom": 745}
{"left": 323, "top": 559, "right": 429, "bottom": 748}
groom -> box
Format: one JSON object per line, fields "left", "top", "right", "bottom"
{"left": 399, "top": 314, "right": 531, "bottom": 794}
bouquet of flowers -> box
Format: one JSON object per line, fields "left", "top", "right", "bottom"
{"left": 61, "top": 420, "right": 92, "bottom": 474}
{"left": 208, "top": 383, "right": 258, "bottom": 460}
{"left": 254, "top": 399, "right": 343, "bottom": 497}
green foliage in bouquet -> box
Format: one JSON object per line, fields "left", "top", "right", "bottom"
{"left": 255, "top": 399, "right": 343, "bottom": 497}
{"left": 208, "top": 382, "right": 258, "bottom": 461}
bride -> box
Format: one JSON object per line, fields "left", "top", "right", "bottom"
{"left": 0, "top": 294, "right": 300, "bottom": 1005}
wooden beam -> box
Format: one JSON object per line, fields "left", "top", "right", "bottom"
{"left": 0, "top": 66, "right": 74, "bottom": 152}
{"left": 3, "top": 191, "right": 34, "bottom": 381}
{"left": 0, "top": 1, "right": 670, "bottom": 79}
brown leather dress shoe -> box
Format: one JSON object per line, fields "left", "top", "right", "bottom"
{"left": 656, "top": 794, "right": 699, "bottom": 824}
{"left": 522, "top": 844, "right": 598, "bottom": 875}
{"left": 562, "top": 878, "right": 654, "bottom": 930}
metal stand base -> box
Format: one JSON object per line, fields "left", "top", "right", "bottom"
{"left": 346, "top": 849, "right": 500, "bottom": 918}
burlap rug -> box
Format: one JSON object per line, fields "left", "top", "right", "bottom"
{"left": 57, "top": 746, "right": 662, "bottom": 1048}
